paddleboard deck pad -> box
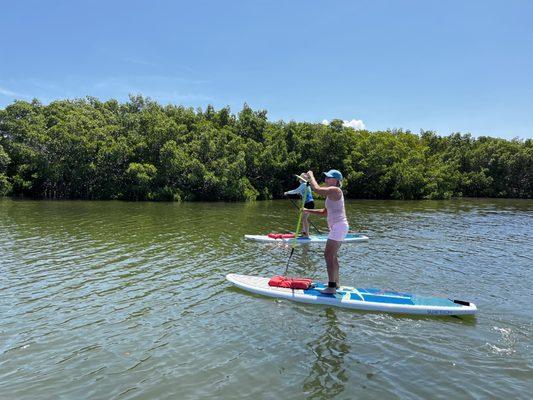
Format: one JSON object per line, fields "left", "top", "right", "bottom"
{"left": 226, "top": 274, "right": 477, "bottom": 316}
{"left": 244, "top": 233, "right": 369, "bottom": 243}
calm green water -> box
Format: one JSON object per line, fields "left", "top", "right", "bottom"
{"left": 1, "top": 198, "right": 532, "bottom": 399}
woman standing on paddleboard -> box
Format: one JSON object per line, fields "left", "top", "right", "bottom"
{"left": 283, "top": 173, "right": 314, "bottom": 238}
{"left": 304, "top": 169, "right": 348, "bottom": 294}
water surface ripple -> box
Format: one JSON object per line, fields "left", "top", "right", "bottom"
{"left": 1, "top": 199, "right": 532, "bottom": 399}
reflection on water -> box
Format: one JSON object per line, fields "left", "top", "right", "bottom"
{"left": 303, "top": 308, "right": 349, "bottom": 399}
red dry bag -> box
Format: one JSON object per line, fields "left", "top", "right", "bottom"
{"left": 268, "top": 275, "right": 313, "bottom": 290}
{"left": 267, "top": 233, "right": 296, "bottom": 239}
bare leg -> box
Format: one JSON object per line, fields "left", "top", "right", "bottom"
{"left": 321, "top": 239, "right": 342, "bottom": 294}
{"left": 302, "top": 214, "right": 310, "bottom": 237}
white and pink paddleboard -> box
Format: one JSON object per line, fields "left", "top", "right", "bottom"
{"left": 226, "top": 274, "right": 477, "bottom": 316}
{"left": 244, "top": 232, "right": 369, "bottom": 243}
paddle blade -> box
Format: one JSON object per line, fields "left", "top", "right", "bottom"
{"left": 294, "top": 174, "right": 308, "bottom": 183}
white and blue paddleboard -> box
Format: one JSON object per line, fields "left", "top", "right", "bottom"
{"left": 244, "top": 233, "right": 369, "bottom": 243}
{"left": 226, "top": 274, "right": 477, "bottom": 316}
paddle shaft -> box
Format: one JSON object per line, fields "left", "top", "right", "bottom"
{"left": 288, "top": 197, "right": 321, "bottom": 234}
{"left": 285, "top": 183, "right": 310, "bottom": 274}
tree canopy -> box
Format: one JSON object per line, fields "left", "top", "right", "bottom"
{"left": 0, "top": 96, "right": 531, "bottom": 201}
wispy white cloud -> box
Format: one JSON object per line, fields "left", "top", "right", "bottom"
{"left": 93, "top": 75, "right": 209, "bottom": 91}
{"left": 0, "top": 74, "right": 213, "bottom": 107}
{"left": 122, "top": 57, "right": 158, "bottom": 67}
{"left": 91, "top": 75, "right": 213, "bottom": 103}
{"left": 25, "top": 79, "right": 68, "bottom": 94}
{"left": 119, "top": 56, "right": 195, "bottom": 74}
{"left": 0, "top": 86, "right": 28, "bottom": 98}
{"left": 322, "top": 118, "right": 366, "bottom": 130}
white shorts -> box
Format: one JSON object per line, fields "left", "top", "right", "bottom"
{"left": 328, "top": 222, "right": 349, "bottom": 242}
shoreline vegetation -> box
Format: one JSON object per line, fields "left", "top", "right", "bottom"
{"left": 0, "top": 96, "right": 531, "bottom": 201}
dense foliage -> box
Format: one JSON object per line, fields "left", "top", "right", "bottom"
{"left": 0, "top": 96, "right": 531, "bottom": 201}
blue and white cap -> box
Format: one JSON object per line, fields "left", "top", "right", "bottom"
{"left": 323, "top": 169, "right": 343, "bottom": 181}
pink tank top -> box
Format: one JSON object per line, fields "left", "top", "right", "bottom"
{"left": 325, "top": 192, "right": 348, "bottom": 226}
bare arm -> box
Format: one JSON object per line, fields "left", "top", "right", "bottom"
{"left": 307, "top": 171, "right": 342, "bottom": 200}
{"left": 284, "top": 182, "right": 306, "bottom": 196}
{"left": 304, "top": 208, "right": 327, "bottom": 216}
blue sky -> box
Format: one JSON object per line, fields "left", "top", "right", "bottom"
{"left": 1, "top": 0, "right": 532, "bottom": 139}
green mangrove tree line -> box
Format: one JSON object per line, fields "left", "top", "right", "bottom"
{"left": 0, "top": 96, "right": 531, "bottom": 201}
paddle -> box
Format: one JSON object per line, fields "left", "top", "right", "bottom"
{"left": 284, "top": 180, "right": 310, "bottom": 274}
{"left": 287, "top": 197, "right": 321, "bottom": 234}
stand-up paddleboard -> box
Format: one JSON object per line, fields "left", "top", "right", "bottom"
{"left": 244, "top": 232, "right": 369, "bottom": 243}
{"left": 226, "top": 274, "right": 477, "bottom": 316}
